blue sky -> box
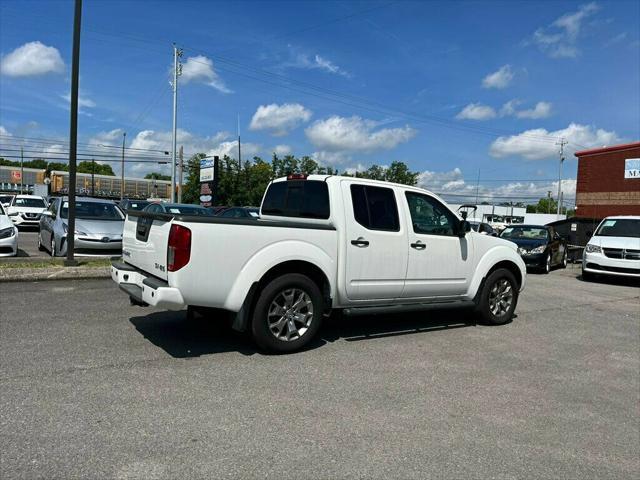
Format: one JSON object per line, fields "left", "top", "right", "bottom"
{"left": 1, "top": 0, "right": 639, "bottom": 204}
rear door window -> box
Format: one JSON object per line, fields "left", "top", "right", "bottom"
{"left": 262, "top": 180, "right": 330, "bottom": 219}
{"left": 350, "top": 184, "right": 400, "bottom": 231}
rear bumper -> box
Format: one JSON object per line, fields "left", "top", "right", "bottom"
{"left": 111, "top": 260, "right": 186, "bottom": 310}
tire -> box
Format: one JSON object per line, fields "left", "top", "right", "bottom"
{"left": 560, "top": 250, "right": 568, "bottom": 269}
{"left": 476, "top": 268, "right": 519, "bottom": 325}
{"left": 251, "top": 273, "right": 324, "bottom": 353}
{"left": 50, "top": 237, "right": 59, "bottom": 257}
{"left": 37, "top": 232, "right": 45, "bottom": 251}
{"left": 582, "top": 269, "right": 595, "bottom": 281}
{"left": 543, "top": 253, "right": 551, "bottom": 274}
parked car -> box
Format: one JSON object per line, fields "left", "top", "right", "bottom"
{"left": 143, "top": 202, "right": 214, "bottom": 216}
{"left": 0, "top": 194, "right": 15, "bottom": 208}
{"left": 582, "top": 216, "right": 640, "bottom": 280}
{"left": 0, "top": 203, "right": 18, "bottom": 257}
{"left": 215, "top": 207, "right": 260, "bottom": 219}
{"left": 119, "top": 199, "right": 150, "bottom": 212}
{"left": 112, "top": 175, "right": 527, "bottom": 353}
{"left": 7, "top": 194, "right": 48, "bottom": 228}
{"left": 469, "top": 220, "right": 497, "bottom": 236}
{"left": 500, "top": 224, "right": 567, "bottom": 273}
{"left": 38, "top": 197, "right": 125, "bottom": 257}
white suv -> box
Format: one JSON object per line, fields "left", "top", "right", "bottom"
{"left": 7, "top": 195, "right": 48, "bottom": 227}
{"left": 582, "top": 216, "right": 640, "bottom": 280}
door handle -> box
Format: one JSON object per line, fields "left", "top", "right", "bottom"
{"left": 411, "top": 241, "right": 426, "bottom": 250}
{"left": 351, "top": 237, "right": 369, "bottom": 247}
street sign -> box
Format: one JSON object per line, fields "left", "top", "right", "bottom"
{"left": 199, "top": 156, "right": 219, "bottom": 207}
{"left": 10, "top": 170, "right": 21, "bottom": 183}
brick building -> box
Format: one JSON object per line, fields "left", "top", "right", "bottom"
{"left": 574, "top": 142, "right": 640, "bottom": 218}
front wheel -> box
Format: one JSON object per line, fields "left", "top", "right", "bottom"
{"left": 561, "top": 250, "right": 568, "bottom": 269}
{"left": 50, "top": 237, "right": 60, "bottom": 257}
{"left": 543, "top": 253, "right": 551, "bottom": 274}
{"left": 37, "top": 231, "right": 46, "bottom": 251}
{"left": 251, "top": 273, "right": 324, "bottom": 353}
{"left": 477, "top": 268, "right": 519, "bottom": 325}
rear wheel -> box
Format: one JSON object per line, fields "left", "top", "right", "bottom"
{"left": 251, "top": 273, "right": 323, "bottom": 353}
{"left": 477, "top": 268, "right": 519, "bottom": 325}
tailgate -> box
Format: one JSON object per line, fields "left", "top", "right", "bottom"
{"left": 122, "top": 212, "right": 173, "bottom": 280}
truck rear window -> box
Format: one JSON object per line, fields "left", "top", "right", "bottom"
{"left": 262, "top": 180, "right": 330, "bottom": 219}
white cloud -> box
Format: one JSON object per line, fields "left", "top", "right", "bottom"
{"left": 312, "top": 150, "right": 351, "bottom": 166}
{"left": 87, "top": 129, "right": 126, "bottom": 148}
{"left": 489, "top": 123, "right": 621, "bottom": 160}
{"left": 515, "top": 101, "right": 552, "bottom": 119}
{"left": 529, "top": 2, "right": 599, "bottom": 58}
{"left": 416, "top": 167, "right": 577, "bottom": 204}
{"left": 482, "top": 65, "right": 514, "bottom": 89}
{"left": 456, "top": 103, "right": 497, "bottom": 121}
{"left": 0, "top": 41, "right": 65, "bottom": 77}
{"left": 60, "top": 92, "right": 96, "bottom": 109}
{"left": 273, "top": 144, "right": 292, "bottom": 156}
{"left": 249, "top": 103, "right": 312, "bottom": 136}
{"left": 285, "top": 51, "right": 350, "bottom": 77}
{"left": 180, "top": 56, "right": 232, "bottom": 94}
{"left": 305, "top": 116, "right": 416, "bottom": 152}
{"left": 0, "top": 125, "right": 12, "bottom": 137}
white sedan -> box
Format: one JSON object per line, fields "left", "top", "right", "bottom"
{"left": 0, "top": 203, "right": 18, "bottom": 257}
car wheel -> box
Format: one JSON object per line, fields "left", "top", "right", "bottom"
{"left": 50, "top": 237, "right": 58, "bottom": 257}
{"left": 561, "top": 250, "right": 568, "bottom": 269}
{"left": 543, "top": 253, "right": 551, "bottom": 274}
{"left": 251, "top": 273, "right": 323, "bottom": 353}
{"left": 477, "top": 268, "right": 519, "bottom": 325}
{"left": 582, "top": 269, "right": 594, "bottom": 281}
{"left": 37, "top": 232, "right": 45, "bottom": 251}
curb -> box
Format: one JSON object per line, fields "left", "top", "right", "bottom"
{"left": 0, "top": 266, "right": 112, "bottom": 283}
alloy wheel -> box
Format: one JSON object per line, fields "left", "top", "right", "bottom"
{"left": 488, "top": 279, "right": 514, "bottom": 317}
{"left": 267, "top": 288, "right": 314, "bottom": 342}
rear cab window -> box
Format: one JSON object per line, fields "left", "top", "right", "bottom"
{"left": 262, "top": 180, "right": 330, "bottom": 219}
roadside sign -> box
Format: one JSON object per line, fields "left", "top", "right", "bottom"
{"left": 10, "top": 170, "right": 21, "bottom": 183}
{"left": 624, "top": 158, "right": 639, "bottom": 179}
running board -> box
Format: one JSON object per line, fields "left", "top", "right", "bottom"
{"left": 343, "top": 300, "right": 475, "bottom": 317}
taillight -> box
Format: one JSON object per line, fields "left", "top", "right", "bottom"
{"left": 287, "top": 173, "right": 308, "bottom": 180}
{"left": 167, "top": 224, "right": 191, "bottom": 272}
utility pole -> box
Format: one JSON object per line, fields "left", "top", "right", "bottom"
{"left": 65, "top": 0, "right": 82, "bottom": 267}
{"left": 91, "top": 158, "right": 95, "bottom": 197}
{"left": 120, "top": 131, "right": 126, "bottom": 201}
{"left": 475, "top": 168, "right": 480, "bottom": 205}
{"left": 547, "top": 190, "right": 552, "bottom": 214}
{"left": 20, "top": 146, "right": 24, "bottom": 194}
{"left": 177, "top": 145, "right": 183, "bottom": 203}
{"left": 170, "top": 44, "right": 183, "bottom": 202}
{"left": 556, "top": 137, "right": 567, "bottom": 219}
{"left": 237, "top": 114, "right": 241, "bottom": 166}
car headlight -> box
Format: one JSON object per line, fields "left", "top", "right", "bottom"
{"left": 0, "top": 226, "right": 16, "bottom": 239}
{"left": 517, "top": 247, "right": 526, "bottom": 255}
{"left": 585, "top": 244, "right": 601, "bottom": 253}
{"left": 530, "top": 245, "right": 546, "bottom": 254}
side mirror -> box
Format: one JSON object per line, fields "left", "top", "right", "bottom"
{"left": 458, "top": 220, "right": 471, "bottom": 237}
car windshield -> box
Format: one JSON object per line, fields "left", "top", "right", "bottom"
{"left": 595, "top": 219, "right": 640, "bottom": 238}
{"left": 0, "top": 195, "right": 13, "bottom": 205}
{"left": 14, "top": 197, "right": 46, "bottom": 208}
{"left": 165, "top": 205, "right": 213, "bottom": 216}
{"left": 61, "top": 201, "right": 124, "bottom": 220}
{"left": 501, "top": 226, "right": 549, "bottom": 240}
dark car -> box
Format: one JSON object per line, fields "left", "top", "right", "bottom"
{"left": 143, "top": 202, "right": 214, "bottom": 216}
{"left": 215, "top": 207, "right": 260, "bottom": 219}
{"left": 500, "top": 224, "right": 567, "bottom": 273}
{"left": 119, "top": 199, "right": 150, "bottom": 212}
{"left": 469, "top": 220, "right": 497, "bottom": 236}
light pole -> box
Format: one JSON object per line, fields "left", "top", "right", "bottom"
{"left": 120, "top": 131, "right": 126, "bottom": 201}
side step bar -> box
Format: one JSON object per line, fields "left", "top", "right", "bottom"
{"left": 343, "top": 300, "right": 475, "bottom": 317}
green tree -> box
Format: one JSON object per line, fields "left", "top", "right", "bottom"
{"left": 77, "top": 161, "right": 115, "bottom": 176}
{"left": 181, "top": 153, "right": 206, "bottom": 205}
{"left": 145, "top": 172, "right": 171, "bottom": 181}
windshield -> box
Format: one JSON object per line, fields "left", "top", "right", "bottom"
{"left": 166, "top": 205, "right": 213, "bottom": 216}
{"left": 13, "top": 197, "right": 46, "bottom": 208}
{"left": 595, "top": 219, "right": 640, "bottom": 238}
{"left": 501, "top": 226, "right": 549, "bottom": 241}
{"left": 0, "top": 195, "right": 13, "bottom": 205}
{"left": 61, "top": 201, "right": 124, "bottom": 220}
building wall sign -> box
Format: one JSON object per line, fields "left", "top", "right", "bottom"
{"left": 624, "top": 158, "right": 640, "bottom": 179}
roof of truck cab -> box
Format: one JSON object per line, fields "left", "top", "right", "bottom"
{"left": 271, "top": 175, "right": 438, "bottom": 196}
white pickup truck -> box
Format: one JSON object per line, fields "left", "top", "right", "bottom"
{"left": 112, "top": 175, "right": 526, "bottom": 352}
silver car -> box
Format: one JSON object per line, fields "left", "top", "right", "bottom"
{"left": 38, "top": 197, "right": 125, "bottom": 256}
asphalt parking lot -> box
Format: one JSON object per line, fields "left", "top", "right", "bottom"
{"left": 12, "top": 229, "right": 47, "bottom": 258}
{"left": 1, "top": 266, "right": 638, "bottom": 479}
